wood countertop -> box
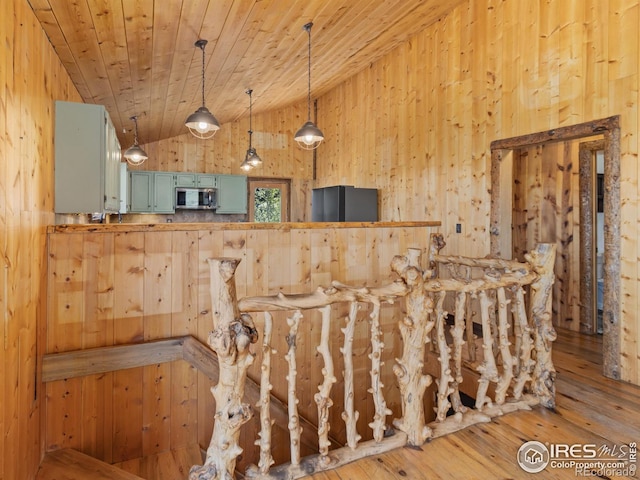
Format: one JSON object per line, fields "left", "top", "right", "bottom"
{"left": 48, "top": 221, "right": 440, "bottom": 234}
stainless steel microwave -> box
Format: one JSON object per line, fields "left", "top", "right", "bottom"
{"left": 175, "top": 187, "right": 217, "bottom": 210}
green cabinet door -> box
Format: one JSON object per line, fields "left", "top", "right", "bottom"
{"left": 154, "top": 172, "right": 175, "bottom": 213}
{"left": 129, "top": 171, "right": 153, "bottom": 212}
{"left": 196, "top": 174, "right": 217, "bottom": 188}
{"left": 175, "top": 173, "right": 196, "bottom": 187}
{"left": 216, "top": 174, "right": 247, "bottom": 214}
{"left": 130, "top": 171, "right": 175, "bottom": 213}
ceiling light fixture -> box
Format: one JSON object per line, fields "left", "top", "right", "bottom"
{"left": 185, "top": 39, "right": 220, "bottom": 139}
{"left": 294, "top": 22, "right": 324, "bottom": 150}
{"left": 123, "top": 115, "right": 148, "bottom": 166}
{"left": 241, "top": 89, "right": 262, "bottom": 172}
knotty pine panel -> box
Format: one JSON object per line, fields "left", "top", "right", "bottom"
{"left": 314, "top": 0, "right": 639, "bottom": 383}
{"left": 46, "top": 224, "right": 436, "bottom": 467}
{"left": 1, "top": 1, "right": 82, "bottom": 478}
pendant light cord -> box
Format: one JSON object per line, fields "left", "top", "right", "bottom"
{"left": 304, "top": 22, "right": 313, "bottom": 121}
{"left": 247, "top": 89, "right": 253, "bottom": 148}
{"left": 131, "top": 115, "right": 139, "bottom": 144}
{"left": 195, "top": 39, "right": 208, "bottom": 108}
{"left": 201, "top": 43, "right": 206, "bottom": 107}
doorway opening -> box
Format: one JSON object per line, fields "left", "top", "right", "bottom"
{"left": 248, "top": 178, "right": 290, "bottom": 223}
{"left": 579, "top": 141, "right": 605, "bottom": 336}
{"left": 490, "top": 116, "right": 621, "bottom": 379}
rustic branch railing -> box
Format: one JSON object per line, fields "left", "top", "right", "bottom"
{"left": 189, "top": 235, "right": 556, "bottom": 480}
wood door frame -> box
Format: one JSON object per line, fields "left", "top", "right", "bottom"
{"left": 578, "top": 140, "right": 604, "bottom": 336}
{"left": 490, "top": 116, "right": 621, "bottom": 380}
{"left": 248, "top": 177, "right": 291, "bottom": 222}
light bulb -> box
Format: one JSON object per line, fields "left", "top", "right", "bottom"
{"left": 197, "top": 122, "right": 209, "bottom": 132}
{"left": 304, "top": 134, "right": 315, "bottom": 145}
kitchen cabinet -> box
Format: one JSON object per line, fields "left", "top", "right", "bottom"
{"left": 129, "top": 171, "right": 175, "bottom": 213}
{"left": 216, "top": 174, "right": 247, "bottom": 214}
{"left": 54, "top": 101, "right": 121, "bottom": 213}
{"left": 175, "top": 173, "right": 196, "bottom": 187}
{"left": 153, "top": 172, "right": 175, "bottom": 213}
{"left": 129, "top": 171, "right": 153, "bottom": 212}
{"left": 196, "top": 174, "right": 217, "bottom": 188}
{"left": 175, "top": 173, "right": 216, "bottom": 188}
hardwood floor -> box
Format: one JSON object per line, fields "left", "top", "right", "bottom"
{"left": 312, "top": 329, "right": 640, "bottom": 479}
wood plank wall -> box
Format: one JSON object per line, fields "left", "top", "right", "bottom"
{"left": 314, "top": 0, "right": 640, "bottom": 384}
{"left": 1, "top": 1, "right": 82, "bottom": 479}
{"left": 45, "top": 224, "right": 438, "bottom": 469}
{"left": 8, "top": 0, "right": 639, "bottom": 477}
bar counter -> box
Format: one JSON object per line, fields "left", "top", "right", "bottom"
{"left": 48, "top": 220, "right": 440, "bottom": 234}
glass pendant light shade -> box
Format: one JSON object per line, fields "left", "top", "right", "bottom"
{"left": 186, "top": 39, "right": 220, "bottom": 139}
{"left": 123, "top": 115, "right": 148, "bottom": 166}
{"left": 295, "top": 22, "right": 324, "bottom": 150}
{"left": 240, "top": 157, "right": 253, "bottom": 171}
{"left": 246, "top": 147, "right": 262, "bottom": 167}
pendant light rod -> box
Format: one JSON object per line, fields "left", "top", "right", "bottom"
{"left": 196, "top": 39, "right": 207, "bottom": 108}
{"left": 303, "top": 22, "right": 313, "bottom": 121}
{"left": 131, "top": 115, "right": 140, "bottom": 144}
{"left": 247, "top": 88, "right": 253, "bottom": 147}
{"left": 294, "top": 21, "right": 324, "bottom": 150}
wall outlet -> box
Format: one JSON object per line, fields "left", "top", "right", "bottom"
{"left": 456, "top": 223, "right": 462, "bottom": 233}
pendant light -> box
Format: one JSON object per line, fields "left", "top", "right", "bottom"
{"left": 185, "top": 39, "right": 220, "bottom": 139}
{"left": 294, "top": 22, "right": 324, "bottom": 150}
{"left": 123, "top": 115, "right": 148, "bottom": 166}
{"left": 241, "top": 89, "right": 262, "bottom": 172}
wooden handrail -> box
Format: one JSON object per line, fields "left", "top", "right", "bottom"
{"left": 42, "top": 335, "right": 340, "bottom": 456}
{"left": 189, "top": 233, "right": 557, "bottom": 479}
{"left": 42, "top": 337, "right": 186, "bottom": 382}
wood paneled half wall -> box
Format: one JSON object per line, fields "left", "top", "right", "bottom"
{"left": 45, "top": 221, "right": 439, "bottom": 470}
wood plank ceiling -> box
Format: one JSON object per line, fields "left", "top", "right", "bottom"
{"left": 27, "top": 0, "right": 463, "bottom": 147}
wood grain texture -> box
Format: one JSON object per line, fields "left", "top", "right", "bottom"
{"left": 29, "top": 0, "right": 466, "bottom": 146}
{"left": 5, "top": 1, "right": 640, "bottom": 479}
{"left": 0, "top": 1, "right": 82, "bottom": 479}
{"left": 45, "top": 224, "right": 437, "bottom": 468}
{"left": 36, "top": 449, "right": 145, "bottom": 480}
{"left": 48, "top": 330, "right": 605, "bottom": 479}
{"left": 307, "top": 329, "right": 640, "bottom": 479}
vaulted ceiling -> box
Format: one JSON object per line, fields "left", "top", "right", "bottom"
{"left": 28, "top": 0, "right": 463, "bottom": 147}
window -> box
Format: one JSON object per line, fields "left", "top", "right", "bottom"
{"left": 248, "top": 179, "right": 290, "bottom": 222}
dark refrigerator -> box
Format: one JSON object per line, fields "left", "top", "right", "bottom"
{"left": 312, "top": 185, "right": 378, "bottom": 222}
